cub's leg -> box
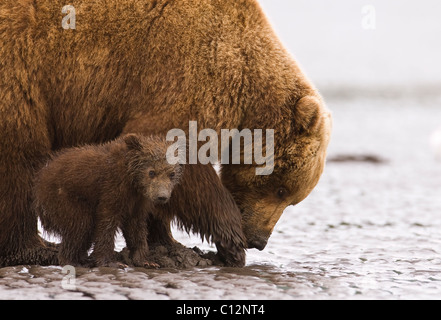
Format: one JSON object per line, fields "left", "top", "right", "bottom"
{"left": 90, "top": 205, "right": 121, "bottom": 267}
{"left": 122, "top": 210, "right": 158, "bottom": 268}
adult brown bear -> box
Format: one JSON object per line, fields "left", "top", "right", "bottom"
{"left": 0, "top": 0, "right": 331, "bottom": 266}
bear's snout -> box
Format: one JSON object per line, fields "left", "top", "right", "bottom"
{"left": 145, "top": 178, "right": 174, "bottom": 205}
{"left": 247, "top": 236, "right": 268, "bottom": 251}
{"left": 150, "top": 186, "right": 172, "bottom": 205}
{"left": 155, "top": 195, "right": 169, "bottom": 204}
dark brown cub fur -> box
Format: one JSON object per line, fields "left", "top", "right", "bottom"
{"left": 34, "top": 134, "right": 183, "bottom": 267}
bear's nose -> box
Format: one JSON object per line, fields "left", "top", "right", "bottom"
{"left": 156, "top": 196, "right": 168, "bottom": 203}
{"left": 247, "top": 237, "right": 267, "bottom": 251}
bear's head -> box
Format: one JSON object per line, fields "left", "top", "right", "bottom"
{"left": 221, "top": 96, "right": 332, "bottom": 250}
{"left": 124, "top": 134, "right": 184, "bottom": 205}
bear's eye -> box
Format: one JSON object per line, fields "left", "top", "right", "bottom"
{"left": 276, "top": 187, "right": 288, "bottom": 199}
{"left": 149, "top": 170, "right": 156, "bottom": 178}
{"left": 169, "top": 172, "right": 175, "bottom": 179}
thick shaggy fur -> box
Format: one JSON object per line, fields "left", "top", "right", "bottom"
{"left": 0, "top": 0, "right": 331, "bottom": 266}
{"left": 34, "top": 134, "right": 183, "bottom": 267}
{"left": 154, "top": 162, "right": 247, "bottom": 267}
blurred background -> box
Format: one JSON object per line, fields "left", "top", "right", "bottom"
{"left": 259, "top": 0, "right": 441, "bottom": 92}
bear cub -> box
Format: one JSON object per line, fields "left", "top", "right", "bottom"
{"left": 34, "top": 134, "right": 183, "bottom": 268}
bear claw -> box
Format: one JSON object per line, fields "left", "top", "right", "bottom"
{"left": 143, "top": 261, "right": 160, "bottom": 269}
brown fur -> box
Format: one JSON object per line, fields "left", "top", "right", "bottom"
{"left": 155, "top": 162, "right": 247, "bottom": 267}
{"left": 34, "top": 134, "right": 183, "bottom": 267}
{"left": 0, "top": 0, "right": 331, "bottom": 266}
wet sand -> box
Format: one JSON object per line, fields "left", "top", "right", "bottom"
{"left": 1, "top": 93, "right": 441, "bottom": 299}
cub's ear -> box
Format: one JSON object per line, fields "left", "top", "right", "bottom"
{"left": 292, "top": 96, "right": 323, "bottom": 134}
{"left": 123, "top": 134, "right": 143, "bottom": 151}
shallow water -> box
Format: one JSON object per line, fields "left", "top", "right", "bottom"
{"left": 1, "top": 94, "right": 441, "bottom": 299}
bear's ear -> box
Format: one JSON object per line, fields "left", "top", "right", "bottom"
{"left": 292, "top": 96, "right": 322, "bottom": 134}
{"left": 123, "top": 134, "right": 143, "bottom": 151}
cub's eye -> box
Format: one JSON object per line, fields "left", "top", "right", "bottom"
{"left": 276, "top": 187, "right": 288, "bottom": 199}
{"left": 149, "top": 170, "right": 156, "bottom": 178}
{"left": 169, "top": 172, "right": 175, "bottom": 179}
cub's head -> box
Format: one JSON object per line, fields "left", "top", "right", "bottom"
{"left": 123, "top": 134, "right": 183, "bottom": 204}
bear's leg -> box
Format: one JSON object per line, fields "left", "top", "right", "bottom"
{"left": 90, "top": 205, "right": 120, "bottom": 267}
{"left": 146, "top": 215, "right": 177, "bottom": 246}
{"left": 162, "top": 164, "right": 247, "bottom": 267}
{"left": 122, "top": 213, "right": 158, "bottom": 268}
{"left": 0, "top": 161, "right": 58, "bottom": 267}
{"left": 57, "top": 217, "right": 94, "bottom": 268}
{"left": 58, "top": 238, "right": 91, "bottom": 268}
{"left": 0, "top": 86, "right": 57, "bottom": 266}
